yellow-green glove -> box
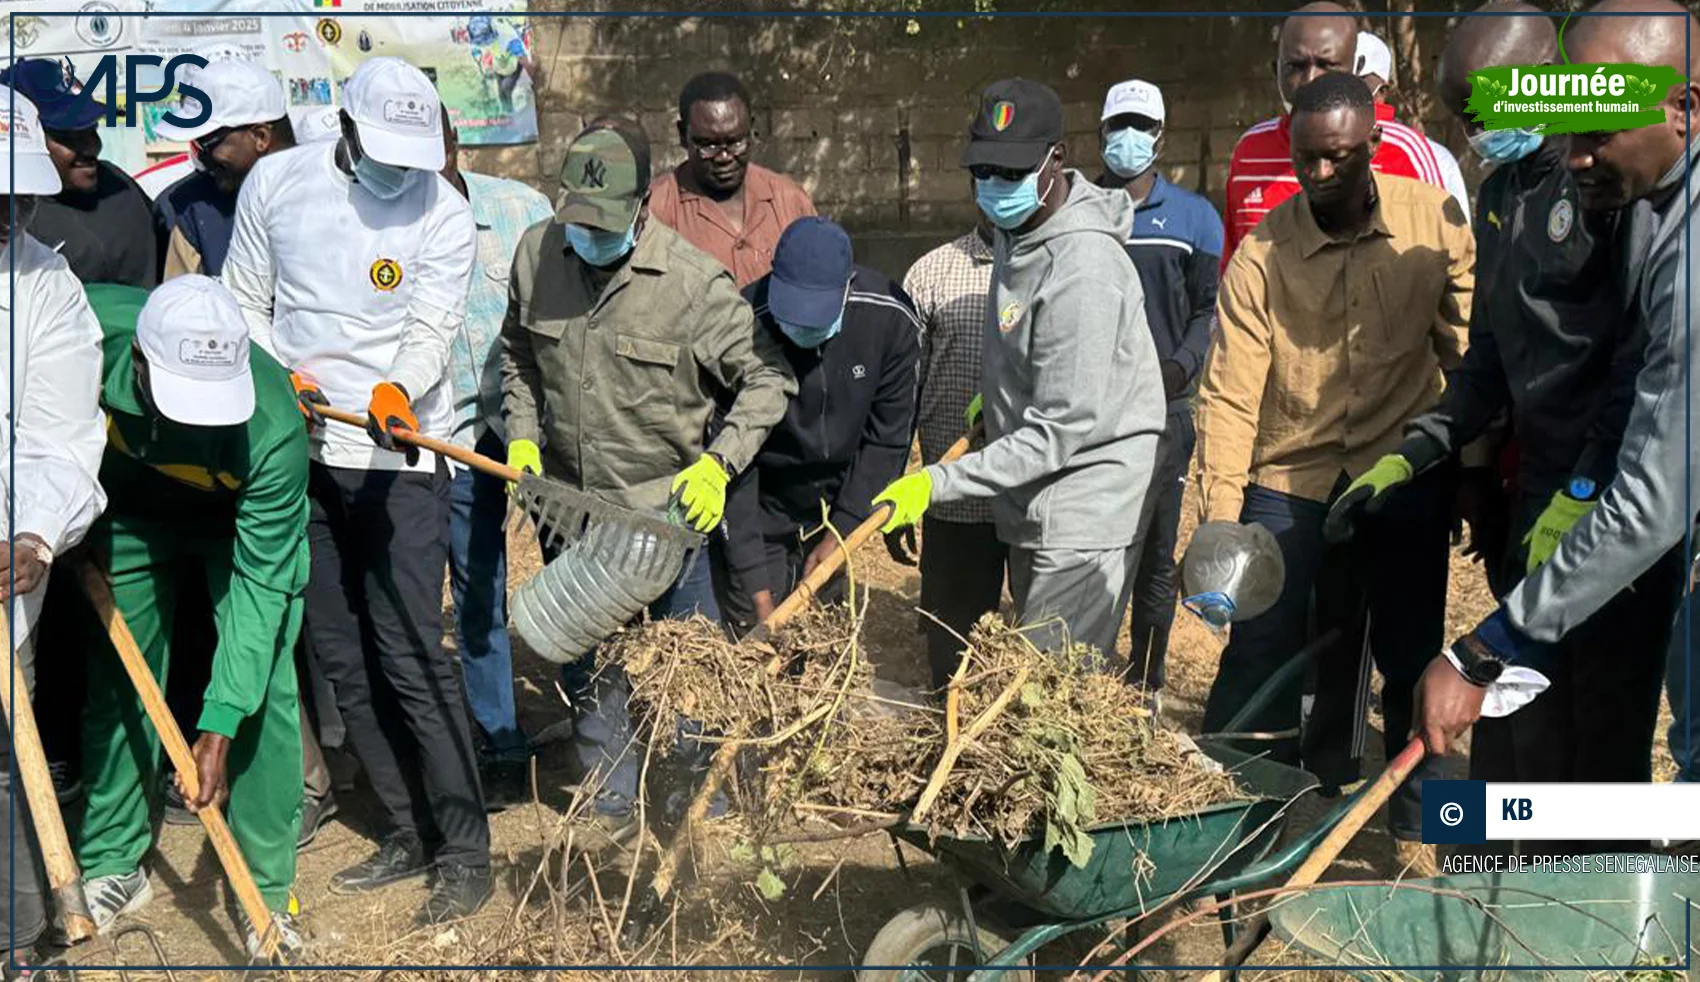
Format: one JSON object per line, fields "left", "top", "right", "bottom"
{"left": 506, "top": 438, "right": 542, "bottom": 494}
{"left": 1524, "top": 489, "right": 1596, "bottom": 574}
{"left": 671, "top": 454, "right": 730, "bottom": 533}
{"left": 1322, "top": 453, "right": 1414, "bottom": 544}
{"left": 873, "top": 470, "right": 933, "bottom": 533}
{"left": 965, "top": 393, "right": 983, "bottom": 429}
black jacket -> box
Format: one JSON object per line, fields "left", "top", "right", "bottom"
{"left": 1403, "top": 138, "right": 1640, "bottom": 497}
{"left": 722, "top": 265, "right": 922, "bottom": 576}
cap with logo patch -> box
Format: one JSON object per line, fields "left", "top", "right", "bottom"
{"left": 1101, "top": 79, "right": 1165, "bottom": 124}
{"left": 556, "top": 122, "right": 651, "bottom": 231}
{"left": 0, "top": 58, "right": 105, "bottom": 131}
{"left": 0, "top": 86, "right": 64, "bottom": 195}
{"left": 155, "top": 58, "right": 288, "bottom": 143}
{"left": 961, "top": 77, "right": 1063, "bottom": 172}
{"left": 137, "top": 274, "right": 255, "bottom": 427}
{"left": 291, "top": 105, "right": 343, "bottom": 144}
{"left": 342, "top": 56, "right": 444, "bottom": 170}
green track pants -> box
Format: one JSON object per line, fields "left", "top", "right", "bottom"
{"left": 76, "top": 532, "right": 303, "bottom": 913}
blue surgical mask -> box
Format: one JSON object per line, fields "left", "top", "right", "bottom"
{"left": 1468, "top": 128, "right": 1542, "bottom": 166}
{"left": 778, "top": 310, "right": 844, "bottom": 349}
{"left": 352, "top": 152, "right": 417, "bottom": 200}
{"left": 1102, "top": 127, "right": 1159, "bottom": 179}
{"left": 975, "top": 156, "right": 1055, "bottom": 231}
{"left": 566, "top": 217, "right": 638, "bottom": 267}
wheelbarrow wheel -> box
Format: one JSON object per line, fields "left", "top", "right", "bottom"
{"left": 858, "top": 903, "right": 1034, "bottom": 982}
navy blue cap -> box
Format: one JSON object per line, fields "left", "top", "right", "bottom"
{"left": 768, "top": 216, "right": 854, "bottom": 328}
{"left": 0, "top": 59, "right": 105, "bottom": 131}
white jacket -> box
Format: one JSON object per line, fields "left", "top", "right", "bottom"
{"left": 2, "top": 234, "right": 107, "bottom": 648}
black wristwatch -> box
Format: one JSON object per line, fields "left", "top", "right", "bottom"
{"left": 1452, "top": 634, "right": 1504, "bottom": 686}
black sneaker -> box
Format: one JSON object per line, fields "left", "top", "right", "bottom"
{"left": 414, "top": 863, "right": 492, "bottom": 926}
{"left": 47, "top": 761, "right": 81, "bottom": 807}
{"left": 161, "top": 774, "right": 195, "bottom": 826}
{"left": 328, "top": 831, "right": 429, "bottom": 894}
{"left": 296, "top": 794, "right": 339, "bottom": 851}
{"left": 479, "top": 758, "right": 528, "bottom": 813}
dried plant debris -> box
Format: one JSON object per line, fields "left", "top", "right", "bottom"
{"left": 604, "top": 607, "right": 1250, "bottom": 868}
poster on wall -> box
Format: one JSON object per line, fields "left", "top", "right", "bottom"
{"left": 1, "top": 0, "right": 537, "bottom": 177}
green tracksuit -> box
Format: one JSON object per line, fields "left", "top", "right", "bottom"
{"left": 76, "top": 284, "right": 309, "bottom": 912}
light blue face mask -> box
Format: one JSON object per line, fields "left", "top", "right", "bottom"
{"left": 1102, "top": 127, "right": 1159, "bottom": 178}
{"left": 975, "top": 154, "right": 1055, "bottom": 230}
{"left": 566, "top": 216, "right": 638, "bottom": 267}
{"left": 1468, "top": 127, "right": 1543, "bottom": 166}
{"left": 352, "top": 153, "right": 418, "bottom": 201}
{"left": 778, "top": 310, "right": 844, "bottom": 349}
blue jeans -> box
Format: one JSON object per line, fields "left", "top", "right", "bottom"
{"left": 560, "top": 551, "right": 721, "bottom": 816}
{"left": 449, "top": 431, "right": 527, "bottom": 762}
{"left": 1668, "top": 573, "right": 1700, "bottom": 784}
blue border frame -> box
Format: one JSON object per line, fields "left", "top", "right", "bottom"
{"left": 6, "top": 4, "right": 1697, "bottom": 975}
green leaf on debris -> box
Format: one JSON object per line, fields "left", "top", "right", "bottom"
{"left": 755, "top": 867, "right": 786, "bottom": 901}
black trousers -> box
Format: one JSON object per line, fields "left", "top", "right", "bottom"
{"left": 917, "top": 516, "right": 1009, "bottom": 691}
{"left": 1126, "top": 409, "right": 1195, "bottom": 691}
{"left": 302, "top": 462, "right": 488, "bottom": 867}
{"left": 1469, "top": 490, "right": 1686, "bottom": 855}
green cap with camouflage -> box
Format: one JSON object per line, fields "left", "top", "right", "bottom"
{"left": 556, "top": 124, "right": 651, "bottom": 231}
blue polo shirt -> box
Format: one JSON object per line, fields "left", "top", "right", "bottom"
{"left": 1111, "top": 174, "right": 1224, "bottom": 411}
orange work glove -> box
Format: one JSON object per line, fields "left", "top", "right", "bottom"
{"left": 291, "top": 372, "right": 329, "bottom": 427}
{"left": 365, "top": 381, "right": 420, "bottom": 466}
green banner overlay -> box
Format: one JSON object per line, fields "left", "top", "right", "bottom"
{"left": 1467, "top": 63, "right": 1687, "bottom": 135}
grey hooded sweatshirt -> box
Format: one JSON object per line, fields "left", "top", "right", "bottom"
{"left": 1501, "top": 136, "right": 1697, "bottom": 643}
{"left": 927, "top": 170, "right": 1166, "bottom": 550}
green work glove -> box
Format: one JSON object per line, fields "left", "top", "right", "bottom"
{"left": 506, "top": 438, "right": 542, "bottom": 494}
{"left": 670, "top": 454, "right": 730, "bottom": 533}
{"left": 873, "top": 470, "right": 934, "bottom": 533}
{"left": 1322, "top": 453, "right": 1414, "bottom": 544}
{"left": 1524, "top": 487, "right": 1597, "bottom": 574}
{"left": 965, "top": 393, "right": 983, "bottom": 429}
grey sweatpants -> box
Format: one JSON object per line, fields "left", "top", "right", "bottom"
{"left": 1007, "top": 545, "right": 1138, "bottom": 657}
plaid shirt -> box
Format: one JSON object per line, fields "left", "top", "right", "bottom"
{"left": 903, "top": 230, "right": 995, "bottom": 525}
{"left": 451, "top": 171, "right": 554, "bottom": 448}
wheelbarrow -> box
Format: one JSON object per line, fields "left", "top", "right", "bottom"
{"left": 857, "top": 631, "right": 1397, "bottom": 982}
{"left": 1266, "top": 864, "right": 1700, "bottom": 981}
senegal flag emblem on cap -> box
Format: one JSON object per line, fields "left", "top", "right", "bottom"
{"left": 991, "top": 101, "right": 1014, "bottom": 131}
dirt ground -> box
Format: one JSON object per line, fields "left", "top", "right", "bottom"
{"left": 66, "top": 481, "right": 1681, "bottom": 980}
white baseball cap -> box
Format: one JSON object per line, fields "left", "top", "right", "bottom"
{"left": 154, "top": 58, "right": 287, "bottom": 143}
{"left": 290, "top": 105, "right": 342, "bottom": 144}
{"left": 0, "top": 86, "right": 62, "bottom": 195}
{"left": 1101, "top": 79, "right": 1165, "bottom": 124}
{"left": 1356, "top": 32, "right": 1393, "bottom": 83}
{"left": 137, "top": 275, "right": 255, "bottom": 427}
{"left": 342, "top": 57, "right": 444, "bottom": 170}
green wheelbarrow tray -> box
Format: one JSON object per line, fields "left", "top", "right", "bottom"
{"left": 1266, "top": 864, "right": 1700, "bottom": 981}
{"left": 891, "top": 740, "right": 1318, "bottom": 924}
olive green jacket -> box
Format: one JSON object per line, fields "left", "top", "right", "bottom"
{"left": 500, "top": 218, "right": 797, "bottom": 513}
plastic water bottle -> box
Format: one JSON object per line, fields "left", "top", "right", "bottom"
{"left": 1179, "top": 521, "right": 1286, "bottom": 632}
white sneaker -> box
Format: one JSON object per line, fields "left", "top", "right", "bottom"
{"left": 240, "top": 909, "right": 305, "bottom": 962}
{"left": 86, "top": 870, "right": 153, "bottom": 932}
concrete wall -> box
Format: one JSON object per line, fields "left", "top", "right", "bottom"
{"left": 457, "top": 1, "right": 1482, "bottom": 279}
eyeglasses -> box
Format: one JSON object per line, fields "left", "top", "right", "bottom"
{"left": 969, "top": 147, "right": 1056, "bottom": 183}
{"left": 192, "top": 127, "right": 237, "bottom": 156}
{"left": 689, "top": 134, "right": 751, "bottom": 159}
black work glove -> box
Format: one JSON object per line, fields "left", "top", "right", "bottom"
{"left": 883, "top": 526, "right": 919, "bottom": 567}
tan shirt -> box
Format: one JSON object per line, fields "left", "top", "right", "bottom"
{"left": 1196, "top": 173, "right": 1474, "bottom": 522}
{"left": 647, "top": 163, "right": 816, "bottom": 288}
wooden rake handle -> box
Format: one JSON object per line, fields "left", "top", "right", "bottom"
{"left": 316, "top": 405, "right": 522, "bottom": 482}
{"left": 0, "top": 611, "right": 95, "bottom": 942}
{"left": 1190, "top": 738, "right": 1428, "bottom": 982}
{"left": 76, "top": 560, "right": 279, "bottom": 959}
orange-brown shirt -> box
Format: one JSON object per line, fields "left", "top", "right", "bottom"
{"left": 647, "top": 163, "right": 816, "bottom": 288}
{"left": 1196, "top": 173, "right": 1474, "bottom": 522}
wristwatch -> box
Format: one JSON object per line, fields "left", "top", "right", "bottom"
{"left": 1452, "top": 633, "right": 1504, "bottom": 686}
{"left": 1567, "top": 476, "right": 1599, "bottom": 502}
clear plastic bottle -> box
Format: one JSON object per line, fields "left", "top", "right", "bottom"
{"left": 1179, "top": 520, "right": 1286, "bottom": 631}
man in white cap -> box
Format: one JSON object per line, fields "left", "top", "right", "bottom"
{"left": 290, "top": 106, "right": 343, "bottom": 145}
{"left": 71, "top": 276, "right": 308, "bottom": 959}
{"left": 1355, "top": 30, "right": 1472, "bottom": 220}
{"left": 154, "top": 58, "right": 297, "bottom": 279}
{"left": 221, "top": 56, "right": 489, "bottom": 926}
{"left": 1093, "top": 78, "right": 1223, "bottom": 706}
{"left": 0, "top": 83, "right": 107, "bottom": 972}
